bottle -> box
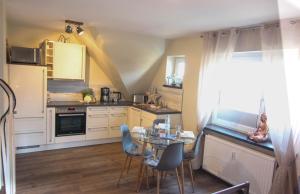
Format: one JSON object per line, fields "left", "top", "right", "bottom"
{"left": 165, "top": 115, "right": 171, "bottom": 137}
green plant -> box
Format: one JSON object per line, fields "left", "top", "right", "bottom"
{"left": 81, "top": 88, "right": 94, "bottom": 98}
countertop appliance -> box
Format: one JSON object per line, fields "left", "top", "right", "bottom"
{"left": 133, "top": 94, "right": 147, "bottom": 104}
{"left": 10, "top": 46, "right": 41, "bottom": 64}
{"left": 100, "top": 87, "right": 110, "bottom": 102}
{"left": 55, "top": 106, "right": 86, "bottom": 137}
{"left": 111, "top": 91, "right": 121, "bottom": 102}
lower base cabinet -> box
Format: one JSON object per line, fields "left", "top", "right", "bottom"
{"left": 203, "top": 135, "right": 275, "bottom": 194}
{"left": 128, "top": 107, "right": 181, "bottom": 129}
{"left": 14, "top": 117, "right": 46, "bottom": 147}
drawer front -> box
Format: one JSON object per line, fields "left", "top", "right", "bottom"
{"left": 87, "top": 116, "right": 109, "bottom": 128}
{"left": 86, "top": 127, "right": 109, "bottom": 140}
{"left": 110, "top": 107, "right": 128, "bottom": 114}
{"left": 87, "top": 107, "right": 109, "bottom": 114}
{"left": 15, "top": 132, "right": 46, "bottom": 147}
{"left": 14, "top": 118, "right": 46, "bottom": 133}
{"left": 109, "top": 114, "right": 127, "bottom": 127}
{"left": 110, "top": 126, "right": 121, "bottom": 138}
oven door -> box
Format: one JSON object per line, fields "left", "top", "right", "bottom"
{"left": 55, "top": 112, "right": 86, "bottom": 137}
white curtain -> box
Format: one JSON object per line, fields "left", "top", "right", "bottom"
{"left": 261, "top": 21, "right": 299, "bottom": 194}
{"left": 197, "top": 29, "right": 239, "bottom": 130}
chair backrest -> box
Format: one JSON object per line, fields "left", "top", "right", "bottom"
{"left": 152, "top": 119, "right": 166, "bottom": 129}
{"left": 192, "top": 130, "right": 203, "bottom": 157}
{"left": 212, "top": 182, "right": 250, "bottom": 194}
{"left": 156, "top": 142, "right": 184, "bottom": 171}
{"left": 120, "top": 124, "right": 134, "bottom": 153}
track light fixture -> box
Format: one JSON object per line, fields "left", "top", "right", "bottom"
{"left": 76, "top": 25, "right": 84, "bottom": 36}
{"left": 65, "top": 20, "right": 84, "bottom": 36}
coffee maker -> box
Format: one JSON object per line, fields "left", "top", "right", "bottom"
{"left": 100, "top": 87, "right": 110, "bottom": 102}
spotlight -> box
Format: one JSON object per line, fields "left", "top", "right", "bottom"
{"left": 65, "top": 20, "right": 84, "bottom": 35}
{"left": 65, "top": 24, "right": 73, "bottom": 33}
{"left": 76, "top": 25, "right": 84, "bottom": 36}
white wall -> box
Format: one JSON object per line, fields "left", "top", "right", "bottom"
{"left": 152, "top": 36, "right": 203, "bottom": 132}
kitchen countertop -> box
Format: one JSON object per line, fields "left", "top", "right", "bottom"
{"left": 132, "top": 104, "right": 181, "bottom": 115}
{"left": 47, "top": 101, "right": 133, "bottom": 107}
{"left": 47, "top": 101, "right": 181, "bottom": 115}
{"left": 204, "top": 124, "right": 274, "bottom": 156}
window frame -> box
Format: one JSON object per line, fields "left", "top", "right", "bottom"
{"left": 165, "top": 55, "right": 186, "bottom": 88}
{"left": 211, "top": 51, "right": 264, "bottom": 134}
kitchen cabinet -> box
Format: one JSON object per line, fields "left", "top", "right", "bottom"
{"left": 203, "top": 135, "right": 275, "bottom": 194}
{"left": 128, "top": 107, "right": 181, "bottom": 129}
{"left": 86, "top": 107, "right": 110, "bottom": 140}
{"left": 128, "top": 107, "right": 142, "bottom": 129}
{"left": 109, "top": 107, "right": 128, "bottom": 138}
{"left": 9, "top": 65, "right": 47, "bottom": 147}
{"left": 42, "top": 41, "right": 86, "bottom": 80}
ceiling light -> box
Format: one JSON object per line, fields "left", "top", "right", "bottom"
{"left": 65, "top": 20, "right": 84, "bottom": 36}
{"left": 65, "top": 24, "right": 73, "bottom": 33}
{"left": 76, "top": 25, "right": 84, "bottom": 36}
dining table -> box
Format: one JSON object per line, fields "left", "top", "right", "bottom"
{"left": 131, "top": 127, "right": 196, "bottom": 194}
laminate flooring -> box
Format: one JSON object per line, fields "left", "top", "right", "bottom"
{"left": 16, "top": 143, "right": 229, "bottom": 194}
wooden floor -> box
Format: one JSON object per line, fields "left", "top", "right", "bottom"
{"left": 16, "top": 143, "right": 229, "bottom": 194}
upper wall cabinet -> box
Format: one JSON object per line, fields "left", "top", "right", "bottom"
{"left": 41, "top": 41, "right": 86, "bottom": 80}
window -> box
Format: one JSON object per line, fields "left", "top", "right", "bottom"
{"left": 165, "top": 56, "right": 185, "bottom": 88}
{"left": 212, "top": 51, "right": 264, "bottom": 133}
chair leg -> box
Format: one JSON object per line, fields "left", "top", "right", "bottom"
{"left": 146, "top": 166, "right": 149, "bottom": 189}
{"left": 137, "top": 164, "right": 146, "bottom": 192}
{"left": 175, "top": 168, "right": 183, "bottom": 194}
{"left": 157, "top": 171, "right": 161, "bottom": 194}
{"left": 181, "top": 162, "right": 185, "bottom": 194}
{"left": 136, "top": 159, "right": 144, "bottom": 192}
{"left": 188, "top": 160, "right": 195, "bottom": 193}
{"left": 117, "top": 155, "right": 128, "bottom": 186}
{"left": 127, "top": 157, "right": 132, "bottom": 174}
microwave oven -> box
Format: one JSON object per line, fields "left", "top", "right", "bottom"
{"left": 10, "top": 46, "right": 41, "bottom": 64}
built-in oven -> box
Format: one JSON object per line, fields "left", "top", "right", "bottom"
{"left": 55, "top": 106, "right": 86, "bottom": 137}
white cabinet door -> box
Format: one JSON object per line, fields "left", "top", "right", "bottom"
{"left": 9, "top": 65, "right": 46, "bottom": 118}
{"left": 46, "top": 108, "right": 55, "bottom": 144}
{"left": 235, "top": 146, "right": 275, "bottom": 194}
{"left": 128, "top": 107, "right": 142, "bottom": 129}
{"left": 53, "top": 42, "right": 86, "bottom": 80}
{"left": 203, "top": 135, "right": 275, "bottom": 194}
{"left": 86, "top": 107, "right": 110, "bottom": 140}
{"left": 141, "top": 111, "right": 157, "bottom": 128}
{"left": 203, "top": 135, "right": 236, "bottom": 183}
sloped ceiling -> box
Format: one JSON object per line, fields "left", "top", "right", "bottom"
{"left": 6, "top": 0, "right": 300, "bottom": 97}
{"left": 6, "top": 0, "right": 300, "bottom": 39}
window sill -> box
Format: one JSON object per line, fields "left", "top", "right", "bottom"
{"left": 163, "top": 84, "right": 182, "bottom": 89}
{"left": 203, "top": 124, "right": 274, "bottom": 156}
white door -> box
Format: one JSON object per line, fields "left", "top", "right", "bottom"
{"left": 9, "top": 65, "right": 46, "bottom": 118}
{"left": 53, "top": 42, "right": 85, "bottom": 80}
{"left": 128, "top": 107, "right": 141, "bottom": 129}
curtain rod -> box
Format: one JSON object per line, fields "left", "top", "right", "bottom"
{"left": 200, "top": 17, "right": 300, "bottom": 38}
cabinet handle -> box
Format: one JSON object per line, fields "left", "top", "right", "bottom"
{"left": 49, "top": 109, "right": 53, "bottom": 143}
{"left": 110, "top": 113, "right": 126, "bottom": 117}
{"left": 42, "top": 69, "right": 45, "bottom": 114}
{"left": 88, "top": 127, "right": 107, "bottom": 131}
{"left": 88, "top": 114, "right": 108, "bottom": 118}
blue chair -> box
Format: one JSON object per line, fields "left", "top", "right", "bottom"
{"left": 183, "top": 131, "right": 203, "bottom": 192}
{"left": 117, "top": 124, "right": 151, "bottom": 186}
{"left": 138, "top": 142, "right": 184, "bottom": 194}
